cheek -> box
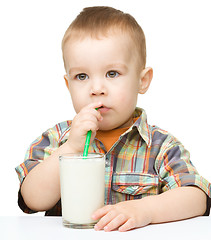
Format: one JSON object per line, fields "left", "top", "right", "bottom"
{"left": 69, "top": 88, "right": 85, "bottom": 113}
{"left": 115, "top": 85, "right": 138, "bottom": 106}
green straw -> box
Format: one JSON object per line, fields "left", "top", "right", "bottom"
{"left": 83, "top": 130, "right": 92, "bottom": 157}
{"left": 83, "top": 108, "right": 99, "bottom": 157}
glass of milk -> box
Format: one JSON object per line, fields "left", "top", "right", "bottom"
{"left": 59, "top": 153, "right": 105, "bottom": 228}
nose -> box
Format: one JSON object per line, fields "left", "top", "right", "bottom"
{"left": 90, "top": 79, "right": 107, "bottom": 96}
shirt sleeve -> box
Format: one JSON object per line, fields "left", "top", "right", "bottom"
{"left": 156, "top": 134, "right": 211, "bottom": 215}
{"left": 15, "top": 127, "right": 61, "bottom": 184}
{"left": 15, "top": 124, "right": 63, "bottom": 214}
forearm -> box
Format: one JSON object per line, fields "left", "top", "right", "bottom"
{"left": 21, "top": 142, "right": 72, "bottom": 212}
{"left": 145, "top": 186, "right": 207, "bottom": 224}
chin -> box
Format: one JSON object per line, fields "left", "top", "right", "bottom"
{"left": 98, "top": 126, "right": 113, "bottom": 131}
{"left": 98, "top": 122, "right": 121, "bottom": 131}
{"left": 98, "top": 123, "right": 114, "bottom": 131}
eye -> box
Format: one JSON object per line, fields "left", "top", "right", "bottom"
{"left": 106, "top": 71, "right": 119, "bottom": 78}
{"left": 76, "top": 73, "right": 88, "bottom": 81}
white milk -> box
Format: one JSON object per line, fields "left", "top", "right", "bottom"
{"left": 59, "top": 153, "right": 105, "bottom": 227}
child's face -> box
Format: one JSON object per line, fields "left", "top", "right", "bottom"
{"left": 64, "top": 33, "right": 151, "bottom": 131}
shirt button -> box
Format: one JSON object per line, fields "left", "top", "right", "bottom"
{"left": 105, "top": 158, "right": 109, "bottom": 167}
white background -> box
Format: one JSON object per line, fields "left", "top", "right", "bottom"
{"left": 0, "top": 0, "right": 210, "bottom": 216}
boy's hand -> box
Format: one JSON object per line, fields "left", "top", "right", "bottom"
{"left": 92, "top": 199, "right": 152, "bottom": 232}
{"left": 66, "top": 102, "right": 103, "bottom": 153}
{"left": 92, "top": 187, "right": 207, "bottom": 232}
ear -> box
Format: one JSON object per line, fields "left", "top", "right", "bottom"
{"left": 139, "top": 67, "right": 153, "bottom": 94}
{"left": 64, "top": 75, "right": 69, "bottom": 89}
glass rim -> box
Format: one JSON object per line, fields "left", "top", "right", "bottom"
{"left": 59, "top": 153, "right": 105, "bottom": 160}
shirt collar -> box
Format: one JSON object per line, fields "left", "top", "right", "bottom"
{"left": 125, "top": 107, "right": 152, "bottom": 147}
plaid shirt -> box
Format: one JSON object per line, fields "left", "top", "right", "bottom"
{"left": 15, "top": 108, "right": 211, "bottom": 216}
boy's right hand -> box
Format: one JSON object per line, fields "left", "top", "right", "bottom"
{"left": 66, "top": 102, "right": 103, "bottom": 153}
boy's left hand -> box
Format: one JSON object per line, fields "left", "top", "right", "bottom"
{"left": 92, "top": 187, "right": 207, "bottom": 232}
{"left": 92, "top": 199, "right": 152, "bottom": 232}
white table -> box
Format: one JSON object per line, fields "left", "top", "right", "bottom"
{"left": 1, "top": 216, "right": 210, "bottom": 240}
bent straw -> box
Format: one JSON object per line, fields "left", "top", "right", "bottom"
{"left": 83, "top": 108, "right": 99, "bottom": 157}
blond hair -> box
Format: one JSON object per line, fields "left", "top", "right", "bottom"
{"left": 62, "top": 6, "right": 146, "bottom": 68}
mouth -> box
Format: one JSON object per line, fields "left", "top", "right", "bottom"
{"left": 98, "top": 105, "right": 110, "bottom": 113}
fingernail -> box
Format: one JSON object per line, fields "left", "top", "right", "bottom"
{"left": 94, "top": 225, "right": 99, "bottom": 231}
{"left": 104, "top": 226, "right": 109, "bottom": 231}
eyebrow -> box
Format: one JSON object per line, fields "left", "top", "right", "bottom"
{"left": 106, "top": 63, "right": 128, "bottom": 71}
{"left": 68, "top": 67, "right": 86, "bottom": 76}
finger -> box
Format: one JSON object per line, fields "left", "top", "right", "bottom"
{"left": 78, "top": 112, "right": 101, "bottom": 132}
{"left": 80, "top": 107, "right": 103, "bottom": 122}
{"left": 92, "top": 205, "right": 112, "bottom": 220}
{"left": 118, "top": 218, "right": 136, "bottom": 232}
{"left": 94, "top": 210, "right": 117, "bottom": 231}
{"left": 89, "top": 108, "right": 103, "bottom": 122}
{"left": 85, "top": 102, "right": 103, "bottom": 111}
{"left": 83, "top": 122, "right": 99, "bottom": 133}
{"left": 104, "top": 214, "right": 127, "bottom": 232}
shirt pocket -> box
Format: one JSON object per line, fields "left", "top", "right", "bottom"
{"left": 112, "top": 172, "right": 159, "bottom": 196}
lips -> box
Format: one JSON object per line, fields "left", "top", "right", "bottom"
{"left": 98, "top": 105, "right": 110, "bottom": 113}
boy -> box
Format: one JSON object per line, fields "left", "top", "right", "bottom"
{"left": 16, "top": 6, "right": 211, "bottom": 232}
